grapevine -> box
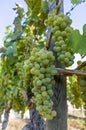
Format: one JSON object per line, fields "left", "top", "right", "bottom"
{"left": 0, "top": 1, "right": 86, "bottom": 129}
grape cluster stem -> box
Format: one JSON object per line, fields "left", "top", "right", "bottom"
{"left": 75, "top": 61, "right": 86, "bottom": 70}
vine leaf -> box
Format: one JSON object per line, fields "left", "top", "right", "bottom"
{"left": 83, "top": 24, "right": 86, "bottom": 36}
{"left": 68, "top": 30, "right": 82, "bottom": 52}
{"left": 41, "top": 0, "right": 48, "bottom": 13}
{"left": 68, "top": 24, "right": 86, "bottom": 55}
{"left": 25, "top": 0, "right": 41, "bottom": 15}
{"left": 5, "top": 45, "right": 17, "bottom": 64}
{"left": 71, "top": 0, "right": 82, "bottom": 4}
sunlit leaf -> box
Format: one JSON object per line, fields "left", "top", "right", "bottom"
{"left": 71, "top": 0, "right": 82, "bottom": 4}
{"left": 83, "top": 24, "right": 86, "bottom": 36}
{"left": 68, "top": 28, "right": 86, "bottom": 55}
{"left": 68, "top": 30, "right": 81, "bottom": 50}
{"left": 25, "top": 0, "right": 41, "bottom": 15}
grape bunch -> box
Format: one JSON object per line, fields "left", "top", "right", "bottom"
{"left": 67, "top": 76, "right": 84, "bottom": 109}
{"left": 78, "top": 66, "right": 86, "bottom": 111}
{"left": 45, "top": 13, "right": 74, "bottom": 67}
{"left": 24, "top": 48, "right": 57, "bottom": 120}
{"left": 70, "top": 78, "right": 83, "bottom": 109}
{"left": 78, "top": 76, "right": 86, "bottom": 109}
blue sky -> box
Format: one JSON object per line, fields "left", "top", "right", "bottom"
{"left": 0, "top": 0, "right": 27, "bottom": 46}
{"left": 0, "top": 0, "right": 86, "bottom": 47}
{"left": 64, "top": 0, "right": 86, "bottom": 33}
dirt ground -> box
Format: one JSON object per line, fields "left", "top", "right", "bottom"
{"left": 0, "top": 108, "right": 86, "bottom": 130}
{"left": 0, "top": 117, "right": 85, "bottom": 130}
{"left": 68, "top": 108, "right": 86, "bottom": 130}
{"left": 68, "top": 117, "right": 86, "bottom": 130}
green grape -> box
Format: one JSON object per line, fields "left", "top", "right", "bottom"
{"left": 78, "top": 79, "right": 86, "bottom": 87}
{"left": 41, "top": 86, "right": 46, "bottom": 91}
{"left": 42, "top": 91, "right": 48, "bottom": 97}
{"left": 51, "top": 69, "right": 57, "bottom": 75}
{"left": 39, "top": 74, "right": 45, "bottom": 79}
{"left": 30, "top": 68, "right": 35, "bottom": 74}
{"left": 64, "top": 58, "right": 69, "bottom": 64}
{"left": 65, "top": 26, "right": 73, "bottom": 33}
{"left": 29, "top": 56, "right": 35, "bottom": 62}
{"left": 42, "top": 59, "right": 49, "bottom": 66}
{"left": 51, "top": 110, "right": 57, "bottom": 117}
{"left": 40, "top": 67, "right": 46, "bottom": 73}
{"left": 42, "top": 78, "right": 47, "bottom": 84}
{"left": 54, "top": 46, "right": 61, "bottom": 52}
{"left": 60, "top": 22, "right": 67, "bottom": 29}
{"left": 45, "top": 78, "right": 51, "bottom": 83}
{"left": 61, "top": 44, "right": 67, "bottom": 50}
{"left": 54, "top": 30, "right": 61, "bottom": 37}
{"left": 58, "top": 54, "right": 65, "bottom": 60}
{"left": 61, "top": 31, "right": 67, "bottom": 37}
{"left": 36, "top": 80, "right": 42, "bottom": 86}
{"left": 52, "top": 35, "right": 57, "bottom": 42}
{"left": 24, "top": 48, "right": 57, "bottom": 120}
{"left": 34, "top": 63, "right": 40, "bottom": 69}
{"left": 34, "top": 69, "right": 40, "bottom": 75}
{"left": 47, "top": 89, "right": 53, "bottom": 96}
{"left": 57, "top": 36, "right": 63, "bottom": 41}
{"left": 43, "top": 100, "right": 49, "bottom": 105}
{"left": 54, "top": 17, "right": 63, "bottom": 25}
{"left": 36, "top": 105, "right": 43, "bottom": 112}
{"left": 58, "top": 40, "right": 65, "bottom": 46}
{"left": 36, "top": 94, "right": 42, "bottom": 100}
{"left": 51, "top": 26, "right": 59, "bottom": 33}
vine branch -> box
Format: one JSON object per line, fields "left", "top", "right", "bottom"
{"left": 46, "top": 32, "right": 53, "bottom": 50}
{"left": 56, "top": 68, "right": 86, "bottom": 76}
{"left": 75, "top": 61, "right": 86, "bottom": 70}
{"left": 56, "top": 0, "right": 62, "bottom": 14}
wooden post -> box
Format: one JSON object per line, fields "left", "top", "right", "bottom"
{"left": 46, "top": 1, "right": 67, "bottom": 130}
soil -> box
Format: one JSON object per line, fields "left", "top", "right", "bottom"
{"left": 0, "top": 108, "right": 86, "bottom": 130}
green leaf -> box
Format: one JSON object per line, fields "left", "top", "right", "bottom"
{"left": 71, "top": 0, "right": 82, "bottom": 4}
{"left": 83, "top": 24, "right": 86, "bottom": 36}
{"left": 41, "top": 0, "right": 48, "bottom": 13}
{"left": 5, "top": 45, "right": 17, "bottom": 64}
{"left": 4, "top": 41, "right": 12, "bottom": 48}
{"left": 78, "top": 36, "right": 86, "bottom": 54}
{"left": 31, "top": 15, "right": 39, "bottom": 22}
{"left": 68, "top": 28, "right": 86, "bottom": 55}
{"left": 6, "top": 45, "right": 17, "bottom": 56}
{"left": 13, "top": 4, "right": 24, "bottom": 34}
{"left": 4, "top": 35, "right": 13, "bottom": 47}
{"left": 0, "top": 47, "right": 6, "bottom": 53}
{"left": 68, "top": 29, "right": 81, "bottom": 50}
{"left": 25, "top": 0, "right": 41, "bottom": 15}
